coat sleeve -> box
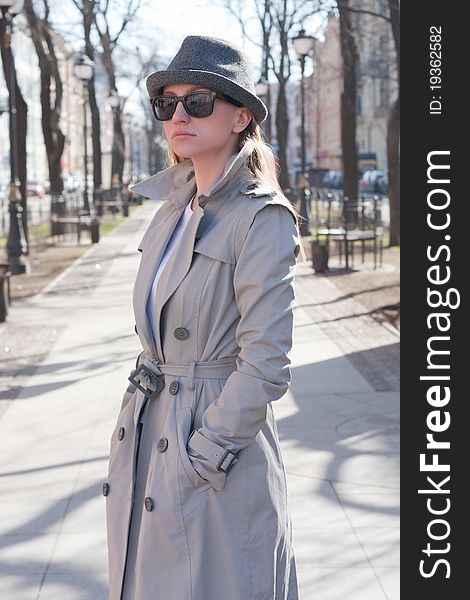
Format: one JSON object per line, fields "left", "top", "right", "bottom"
{"left": 187, "top": 202, "right": 300, "bottom": 490}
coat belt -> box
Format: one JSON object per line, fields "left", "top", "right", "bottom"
{"left": 131, "top": 353, "right": 238, "bottom": 395}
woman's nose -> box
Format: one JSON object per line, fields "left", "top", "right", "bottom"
{"left": 172, "top": 100, "right": 190, "bottom": 122}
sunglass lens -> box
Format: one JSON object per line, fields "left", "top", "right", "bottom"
{"left": 185, "top": 92, "right": 214, "bottom": 117}
{"left": 154, "top": 97, "right": 176, "bottom": 120}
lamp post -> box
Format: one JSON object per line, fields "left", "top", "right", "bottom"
{"left": 292, "top": 27, "right": 316, "bottom": 237}
{"left": 1, "top": 0, "right": 27, "bottom": 274}
{"left": 124, "top": 113, "right": 134, "bottom": 184}
{"left": 73, "top": 53, "right": 94, "bottom": 214}
{"left": 255, "top": 78, "right": 270, "bottom": 139}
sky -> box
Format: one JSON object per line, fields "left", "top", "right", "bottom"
{"left": 122, "top": 0, "right": 326, "bottom": 111}
{"left": 48, "top": 0, "right": 327, "bottom": 115}
{"left": 137, "top": 1, "right": 267, "bottom": 76}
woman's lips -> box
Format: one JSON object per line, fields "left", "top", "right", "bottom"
{"left": 172, "top": 132, "right": 195, "bottom": 139}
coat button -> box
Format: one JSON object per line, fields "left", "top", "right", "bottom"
{"left": 157, "top": 437, "right": 169, "bottom": 452}
{"left": 246, "top": 183, "right": 257, "bottom": 190}
{"left": 174, "top": 327, "right": 189, "bottom": 340}
{"left": 144, "top": 497, "right": 154, "bottom": 512}
{"left": 103, "top": 482, "right": 110, "bottom": 496}
{"left": 169, "top": 380, "right": 179, "bottom": 395}
{"left": 118, "top": 427, "right": 125, "bottom": 441}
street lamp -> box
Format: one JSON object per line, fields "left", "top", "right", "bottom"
{"left": 1, "top": 0, "right": 27, "bottom": 275}
{"left": 107, "top": 89, "right": 121, "bottom": 110}
{"left": 255, "top": 78, "right": 270, "bottom": 140}
{"left": 292, "top": 27, "right": 316, "bottom": 236}
{"left": 124, "top": 113, "right": 134, "bottom": 184}
{"left": 0, "top": 87, "right": 8, "bottom": 115}
{"left": 73, "top": 53, "right": 94, "bottom": 214}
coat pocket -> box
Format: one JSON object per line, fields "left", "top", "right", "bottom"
{"left": 175, "top": 408, "right": 212, "bottom": 493}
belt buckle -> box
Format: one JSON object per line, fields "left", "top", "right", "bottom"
{"left": 128, "top": 363, "right": 165, "bottom": 399}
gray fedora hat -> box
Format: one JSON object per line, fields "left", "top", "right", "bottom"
{"left": 146, "top": 35, "right": 268, "bottom": 124}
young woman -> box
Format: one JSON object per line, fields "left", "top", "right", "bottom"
{"left": 104, "top": 35, "right": 304, "bottom": 600}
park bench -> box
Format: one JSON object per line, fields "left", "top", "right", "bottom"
{"left": 50, "top": 212, "right": 100, "bottom": 244}
{"left": 95, "top": 188, "right": 128, "bottom": 217}
{"left": 312, "top": 193, "right": 383, "bottom": 271}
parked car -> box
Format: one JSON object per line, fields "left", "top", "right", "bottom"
{"left": 321, "top": 170, "right": 344, "bottom": 189}
{"left": 26, "top": 181, "right": 45, "bottom": 198}
{"left": 359, "top": 170, "right": 387, "bottom": 194}
{"left": 374, "top": 172, "right": 388, "bottom": 194}
{"left": 62, "top": 173, "right": 80, "bottom": 193}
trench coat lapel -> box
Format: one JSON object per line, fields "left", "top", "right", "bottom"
{"left": 132, "top": 207, "right": 183, "bottom": 357}
{"left": 151, "top": 203, "right": 204, "bottom": 361}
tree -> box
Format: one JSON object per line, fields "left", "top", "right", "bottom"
{"left": 0, "top": 12, "right": 29, "bottom": 248}
{"left": 24, "top": 0, "right": 65, "bottom": 196}
{"left": 387, "top": 0, "right": 399, "bottom": 245}
{"left": 71, "top": 0, "right": 102, "bottom": 192}
{"left": 93, "top": 0, "right": 143, "bottom": 184}
{"left": 337, "top": 0, "right": 400, "bottom": 244}
{"left": 221, "top": 0, "right": 326, "bottom": 190}
{"left": 337, "top": 0, "right": 359, "bottom": 205}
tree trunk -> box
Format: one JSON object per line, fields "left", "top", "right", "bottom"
{"left": 0, "top": 15, "right": 29, "bottom": 250}
{"left": 387, "top": 97, "right": 399, "bottom": 245}
{"left": 275, "top": 82, "right": 290, "bottom": 190}
{"left": 111, "top": 112, "right": 125, "bottom": 183}
{"left": 83, "top": 0, "right": 102, "bottom": 192}
{"left": 338, "top": 0, "right": 359, "bottom": 207}
{"left": 261, "top": 0, "right": 272, "bottom": 142}
{"left": 24, "top": 0, "right": 65, "bottom": 196}
{"left": 275, "top": 25, "right": 291, "bottom": 191}
{"left": 387, "top": 0, "right": 400, "bottom": 245}
{"left": 98, "top": 28, "right": 125, "bottom": 184}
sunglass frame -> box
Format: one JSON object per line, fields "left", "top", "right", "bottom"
{"left": 150, "top": 90, "right": 242, "bottom": 121}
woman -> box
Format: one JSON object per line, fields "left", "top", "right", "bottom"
{"left": 104, "top": 35, "right": 304, "bottom": 600}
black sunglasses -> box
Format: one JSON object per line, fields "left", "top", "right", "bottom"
{"left": 150, "top": 90, "right": 243, "bottom": 121}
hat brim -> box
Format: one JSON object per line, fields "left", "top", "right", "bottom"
{"left": 146, "top": 69, "right": 268, "bottom": 124}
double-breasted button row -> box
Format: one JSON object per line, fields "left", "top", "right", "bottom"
{"left": 157, "top": 437, "right": 169, "bottom": 452}
{"left": 169, "top": 380, "right": 179, "bottom": 395}
{"left": 174, "top": 327, "right": 189, "bottom": 340}
{"left": 144, "top": 497, "right": 154, "bottom": 512}
{"left": 118, "top": 427, "right": 125, "bottom": 441}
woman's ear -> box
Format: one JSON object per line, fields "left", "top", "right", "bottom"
{"left": 233, "top": 108, "right": 252, "bottom": 134}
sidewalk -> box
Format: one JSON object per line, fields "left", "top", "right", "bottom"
{"left": 0, "top": 201, "right": 399, "bottom": 600}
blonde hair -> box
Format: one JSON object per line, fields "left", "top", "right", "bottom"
{"left": 166, "top": 111, "right": 308, "bottom": 262}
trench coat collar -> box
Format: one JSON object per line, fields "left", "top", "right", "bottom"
{"left": 130, "top": 138, "right": 257, "bottom": 208}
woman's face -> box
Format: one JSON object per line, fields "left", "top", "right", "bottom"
{"left": 161, "top": 83, "right": 252, "bottom": 160}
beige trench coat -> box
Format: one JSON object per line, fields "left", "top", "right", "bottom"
{"left": 105, "top": 140, "right": 301, "bottom": 600}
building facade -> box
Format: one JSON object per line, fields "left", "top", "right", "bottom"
{"left": 0, "top": 17, "right": 149, "bottom": 196}
{"left": 353, "top": 0, "right": 398, "bottom": 172}
{"left": 283, "top": 4, "right": 398, "bottom": 187}
{"left": 0, "top": 14, "right": 46, "bottom": 187}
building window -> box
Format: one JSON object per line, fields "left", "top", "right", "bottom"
{"left": 379, "top": 35, "right": 387, "bottom": 61}
{"left": 356, "top": 95, "right": 362, "bottom": 115}
{"left": 379, "top": 80, "right": 387, "bottom": 107}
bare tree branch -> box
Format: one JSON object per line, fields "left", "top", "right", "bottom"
{"left": 340, "top": 5, "right": 391, "bottom": 24}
